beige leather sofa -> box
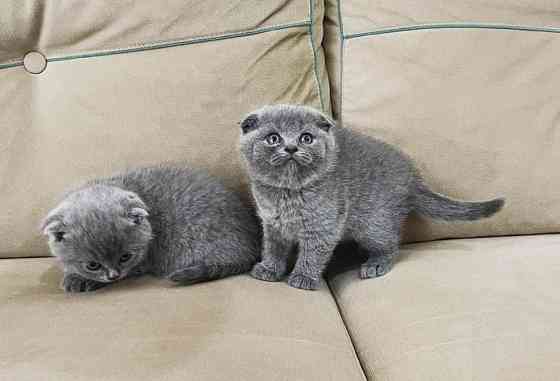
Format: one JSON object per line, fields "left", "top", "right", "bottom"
{"left": 2, "top": 1, "right": 559, "bottom": 380}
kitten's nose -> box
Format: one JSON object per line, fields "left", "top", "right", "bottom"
{"left": 107, "top": 269, "right": 121, "bottom": 281}
{"left": 284, "top": 146, "right": 298, "bottom": 154}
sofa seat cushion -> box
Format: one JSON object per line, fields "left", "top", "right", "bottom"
{"left": 0, "top": 258, "right": 365, "bottom": 381}
{"left": 328, "top": 234, "right": 560, "bottom": 381}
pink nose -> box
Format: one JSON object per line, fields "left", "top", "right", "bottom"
{"left": 107, "top": 269, "right": 121, "bottom": 281}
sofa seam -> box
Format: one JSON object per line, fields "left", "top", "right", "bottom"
{"left": 344, "top": 22, "right": 560, "bottom": 39}
{"left": 336, "top": 0, "right": 345, "bottom": 123}
{"left": 307, "top": 0, "right": 326, "bottom": 112}
{"left": 0, "top": 20, "right": 310, "bottom": 70}
{"left": 327, "top": 280, "right": 370, "bottom": 381}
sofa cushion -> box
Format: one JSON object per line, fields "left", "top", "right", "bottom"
{"left": 339, "top": 0, "right": 560, "bottom": 37}
{"left": 328, "top": 235, "right": 560, "bottom": 381}
{"left": 324, "top": 0, "right": 560, "bottom": 242}
{"left": 0, "top": 0, "right": 331, "bottom": 258}
{"left": 0, "top": 258, "right": 366, "bottom": 381}
{"left": 0, "top": 1, "right": 315, "bottom": 67}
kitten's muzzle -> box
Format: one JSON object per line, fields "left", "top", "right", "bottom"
{"left": 107, "top": 269, "right": 121, "bottom": 281}
{"left": 284, "top": 146, "right": 298, "bottom": 154}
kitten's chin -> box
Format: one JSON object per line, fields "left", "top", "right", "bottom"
{"left": 254, "top": 169, "right": 321, "bottom": 190}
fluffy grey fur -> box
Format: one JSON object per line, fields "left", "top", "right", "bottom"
{"left": 41, "top": 165, "right": 259, "bottom": 293}
{"left": 239, "top": 105, "right": 505, "bottom": 290}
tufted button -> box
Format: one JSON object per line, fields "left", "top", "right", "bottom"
{"left": 23, "top": 51, "right": 47, "bottom": 74}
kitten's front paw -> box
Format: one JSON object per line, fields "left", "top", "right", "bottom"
{"left": 251, "top": 262, "right": 283, "bottom": 282}
{"left": 61, "top": 274, "right": 105, "bottom": 293}
{"left": 360, "top": 258, "right": 394, "bottom": 279}
{"left": 287, "top": 273, "right": 320, "bottom": 290}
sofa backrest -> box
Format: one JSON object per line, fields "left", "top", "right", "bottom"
{"left": 2, "top": 1, "right": 558, "bottom": 258}
{"left": 325, "top": 0, "right": 560, "bottom": 242}
{"left": 0, "top": 0, "right": 330, "bottom": 258}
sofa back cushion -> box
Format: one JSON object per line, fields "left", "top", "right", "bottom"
{"left": 0, "top": 0, "right": 330, "bottom": 258}
{"left": 325, "top": 0, "right": 560, "bottom": 242}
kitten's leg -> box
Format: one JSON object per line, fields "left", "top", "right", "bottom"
{"left": 61, "top": 273, "right": 107, "bottom": 293}
{"left": 168, "top": 257, "right": 255, "bottom": 285}
{"left": 288, "top": 233, "right": 338, "bottom": 291}
{"left": 358, "top": 233, "right": 400, "bottom": 279}
{"left": 251, "top": 224, "right": 291, "bottom": 282}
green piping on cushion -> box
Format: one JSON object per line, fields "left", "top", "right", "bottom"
{"left": 0, "top": 61, "right": 24, "bottom": 70}
{"left": 0, "top": 21, "right": 310, "bottom": 70}
{"left": 336, "top": 0, "right": 344, "bottom": 39}
{"left": 336, "top": 19, "right": 560, "bottom": 119}
{"left": 48, "top": 21, "right": 311, "bottom": 63}
{"left": 345, "top": 22, "right": 560, "bottom": 39}
{"left": 308, "top": 0, "right": 326, "bottom": 112}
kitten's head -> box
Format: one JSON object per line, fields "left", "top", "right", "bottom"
{"left": 41, "top": 185, "right": 153, "bottom": 283}
{"left": 239, "top": 104, "right": 337, "bottom": 189}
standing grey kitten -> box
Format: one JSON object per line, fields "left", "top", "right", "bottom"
{"left": 41, "top": 165, "right": 259, "bottom": 293}
{"left": 239, "top": 105, "right": 504, "bottom": 290}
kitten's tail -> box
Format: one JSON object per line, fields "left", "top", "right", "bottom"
{"left": 413, "top": 180, "right": 505, "bottom": 221}
{"left": 167, "top": 258, "right": 255, "bottom": 285}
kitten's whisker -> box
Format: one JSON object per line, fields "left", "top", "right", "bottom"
{"left": 270, "top": 153, "right": 290, "bottom": 166}
{"left": 294, "top": 152, "right": 313, "bottom": 165}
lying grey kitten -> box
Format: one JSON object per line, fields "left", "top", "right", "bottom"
{"left": 41, "top": 165, "right": 259, "bottom": 293}
{"left": 239, "top": 105, "right": 504, "bottom": 290}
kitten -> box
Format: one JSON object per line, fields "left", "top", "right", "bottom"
{"left": 239, "top": 105, "right": 504, "bottom": 290}
{"left": 41, "top": 165, "right": 260, "bottom": 293}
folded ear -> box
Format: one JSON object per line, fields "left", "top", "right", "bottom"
{"left": 40, "top": 211, "right": 64, "bottom": 236}
{"left": 316, "top": 114, "right": 336, "bottom": 133}
{"left": 240, "top": 114, "right": 259, "bottom": 134}
{"left": 128, "top": 207, "right": 149, "bottom": 225}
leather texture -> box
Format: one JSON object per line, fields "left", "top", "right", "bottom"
{"left": 0, "top": 0, "right": 330, "bottom": 258}
{"left": 0, "top": 259, "right": 366, "bottom": 381}
{"left": 1, "top": 2, "right": 559, "bottom": 380}
{"left": 329, "top": 234, "right": 560, "bottom": 381}
{"left": 324, "top": 0, "right": 560, "bottom": 242}
{"left": 339, "top": 0, "right": 560, "bottom": 36}
{"left": 0, "top": 1, "right": 309, "bottom": 65}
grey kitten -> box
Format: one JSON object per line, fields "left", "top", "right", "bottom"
{"left": 239, "top": 105, "right": 504, "bottom": 290}
{"left": 41, "top": 165, "right": 259, "bottom": 293}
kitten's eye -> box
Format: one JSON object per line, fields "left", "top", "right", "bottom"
{"left": 265, "top": 133, "right": 282, "bottom": 146}
{"left": 120, "top": 253, "right": 132, "bottom": 263}
{"left": 86, "top": 261, "right": 102, "bottom": 271}
{"left": 54, "top": 232, "right": 65, "bottom": 242}
{"left": 299, "top": 133, "right": 314, "bottom": 145}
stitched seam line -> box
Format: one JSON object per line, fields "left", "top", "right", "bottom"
{"left": 48, "top": 20, "right": 310, "bottom": 63}
{"left": 0, "top": 20, "right": 310, "bottom": 69}
{"left": 344, "top": 22, "right": 560, "bottom": 39}
{"left": 308, "top": 0, "right": 326, "bottom": 112}
{"left": 327, "top": 280, "right": 370, "bottom": 381}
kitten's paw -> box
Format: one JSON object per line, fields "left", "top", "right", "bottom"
{"left": 287, "top": 273, "right": 320, "bottom": 290}
{"left": 250, "top": 263, "right": 283, "bottom": 282}
{"left": 360, "top": 258, "right": 394, "bottom": 279}
{"left": 61, "top": 274, "right": 105, "bottom": 293}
